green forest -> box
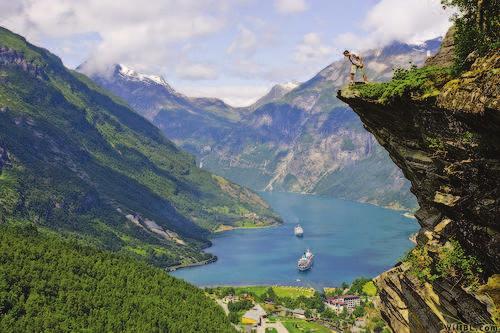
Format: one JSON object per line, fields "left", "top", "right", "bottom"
{"left": 0, "top": 224, "right": 236, "bottom": 333}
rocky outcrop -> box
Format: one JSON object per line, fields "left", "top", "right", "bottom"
{"left": 425, "top": 26, "right": 456, "bottom": 68}
{"left": 375, "top": 266, "right": 494, "bottom": 332}
{"left": 339, "top": 50, "right": 499, "bottom": 332}
{"left": 0, "top": 46, "right": 45, "bottom": 78}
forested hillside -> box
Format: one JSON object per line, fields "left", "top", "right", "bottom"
{"left": 0, "top": 26, "right": 279, "bottom": 267}
{"left": 0, "top": 224, "right": 236, "bottom": 333}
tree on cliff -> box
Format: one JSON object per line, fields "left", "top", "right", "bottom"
{"left": 441, "top": 0, "right": 500, "bottom": 72}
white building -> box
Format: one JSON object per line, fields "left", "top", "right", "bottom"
{"left": 326, "top": 295, "right": 361, "bottom": 313}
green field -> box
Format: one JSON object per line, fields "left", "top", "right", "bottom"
{"left": 233, "top": 286, "right": 315, "bottom": 298}
{"left": 281, "top": 318, "right": 332, "bottom": 333}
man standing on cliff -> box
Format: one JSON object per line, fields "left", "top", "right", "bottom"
{"left": 343, "top": 50, "right": 368, "bottom": 84}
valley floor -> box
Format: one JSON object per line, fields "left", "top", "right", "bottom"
{"left": 206, "top": 282, "right": 390, "bottom": 333}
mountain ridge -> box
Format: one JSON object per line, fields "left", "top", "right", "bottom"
{"left": 0, "top": 26, "right": 280, "bottom": 267}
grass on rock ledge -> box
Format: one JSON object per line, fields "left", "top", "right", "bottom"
{"left": 352, "top": 66, "right": 452, "bottom": 104}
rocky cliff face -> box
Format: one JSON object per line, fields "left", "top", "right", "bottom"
{"left": 0, "top": 46, "right": 46, "bottom": 78}
{"left": 339, "top": 46, "right": 499, "bottom": 331}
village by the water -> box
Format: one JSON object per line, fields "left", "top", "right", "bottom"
{"left": 206, "top": 279, "right": 385, "bottom": 333}
{"left": 202, "top": 225, "right": 390, "bottom": 333}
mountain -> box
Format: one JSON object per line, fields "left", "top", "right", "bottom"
{"left": 338, "top": 30, "right": 498, "bottom": 331}
{"left": 252, "top": 81, "right": 300, "bottom": 109}
{"left": 0, "top": 26, "right": 280, "bottom": 268}
{"left": 80, "top": 63, "right": 243, "bottom": 156}
{"left": 85, "top": 39, "right": 441, "bottom": 210}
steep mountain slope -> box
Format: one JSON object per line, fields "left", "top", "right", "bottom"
{"left": 0, "top": 26, "right": 279, "bottom": 267}
{"left": 339, "top": 34, "right": 499, "bottom": 331}
{"left": 86, "top": 40, "right": 440, "bottom": 210}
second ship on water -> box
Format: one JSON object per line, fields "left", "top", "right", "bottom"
{"left": 297, "top": 249, "right": 314, "bottom": 271}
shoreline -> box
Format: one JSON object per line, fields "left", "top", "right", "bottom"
{"left": 259, "top": 190, "right": 419, "bottom": 212}
{"left": 168, "top": 193, "right": 417, "bottom": 275}
{"left": 403, "top": 212, "right": 417, "bottom": 219}
{"left": 166, "top": 256, "right": 217, "bottom": 272}
{"left": 214, "top": 221, "right": 281, "bottom": 233}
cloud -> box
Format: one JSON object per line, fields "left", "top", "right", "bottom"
{"left": 335, "top": 0, "right": 453, "bottom": 51}
{"left": 294, "top": 32, "right": 334, "bottom": 63}
{"left": 175, "top": 63, "right": 218, "bottom": 80}
{"left": 227, "top": 26, "right": 258, "bottom": 56}
{"left": 0, "top": 0, "right": 241, "bottom": 73}
{"left": 274, "top": 0, "right": 308, "bottom": 14}
{"left": 178, "top": 84, "right": 270, "bottom": 107}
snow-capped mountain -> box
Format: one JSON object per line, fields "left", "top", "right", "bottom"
{"left": 79, "top": 63, "right": 242, "bottom": 154}
{"left": 116, "top": 64, "right": 173, "bottom": 89}
{"left": 276, "top": 81, "right": 300, "bottom": 93}
{"left": 80, "top": 63, "right": 237, "bottom": 120}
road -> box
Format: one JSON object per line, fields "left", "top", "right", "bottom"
{"left": 214, "top": 299, "right": 289, "bottom": 333}
{"left": 215, "top": 299, "right": 229, "bottom": 315}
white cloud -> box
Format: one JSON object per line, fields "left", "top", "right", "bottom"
{"left": 176, "top": 63, "right": 218, "bottom": 80}
{"left": 336, "top": 0, "right": 453, "bottom": 51}
{"left": 179, "top": 85, "right": 270, "bottom": 107}
{"left": 227, "top": 26, "right": 258, "bottom": 56}
{"left": 274, "top": 0, "right": 308, "bottom": 14}
{"left": 0, "top": 0, "right": 239, "bottom": 73}
{"left": 294, "top": 32, "right": 334, "bottom": 63}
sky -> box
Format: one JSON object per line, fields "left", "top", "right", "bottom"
{"left": 0, "top": 0, "right": 454, "bottom": 106}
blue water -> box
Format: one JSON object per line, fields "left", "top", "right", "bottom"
{"left": 171, "top": 192, "right": 418, "bottom": 288}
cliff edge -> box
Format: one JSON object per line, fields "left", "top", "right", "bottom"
{"left": 338, "top": 46, "right": 499, "bottom": 332}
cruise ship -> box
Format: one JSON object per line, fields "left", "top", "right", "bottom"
{"left": 297, "top": 249, "right": 314, "bottom": 271}
{"left": 294, "top": 224, "right": 304, "bottom": 237}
